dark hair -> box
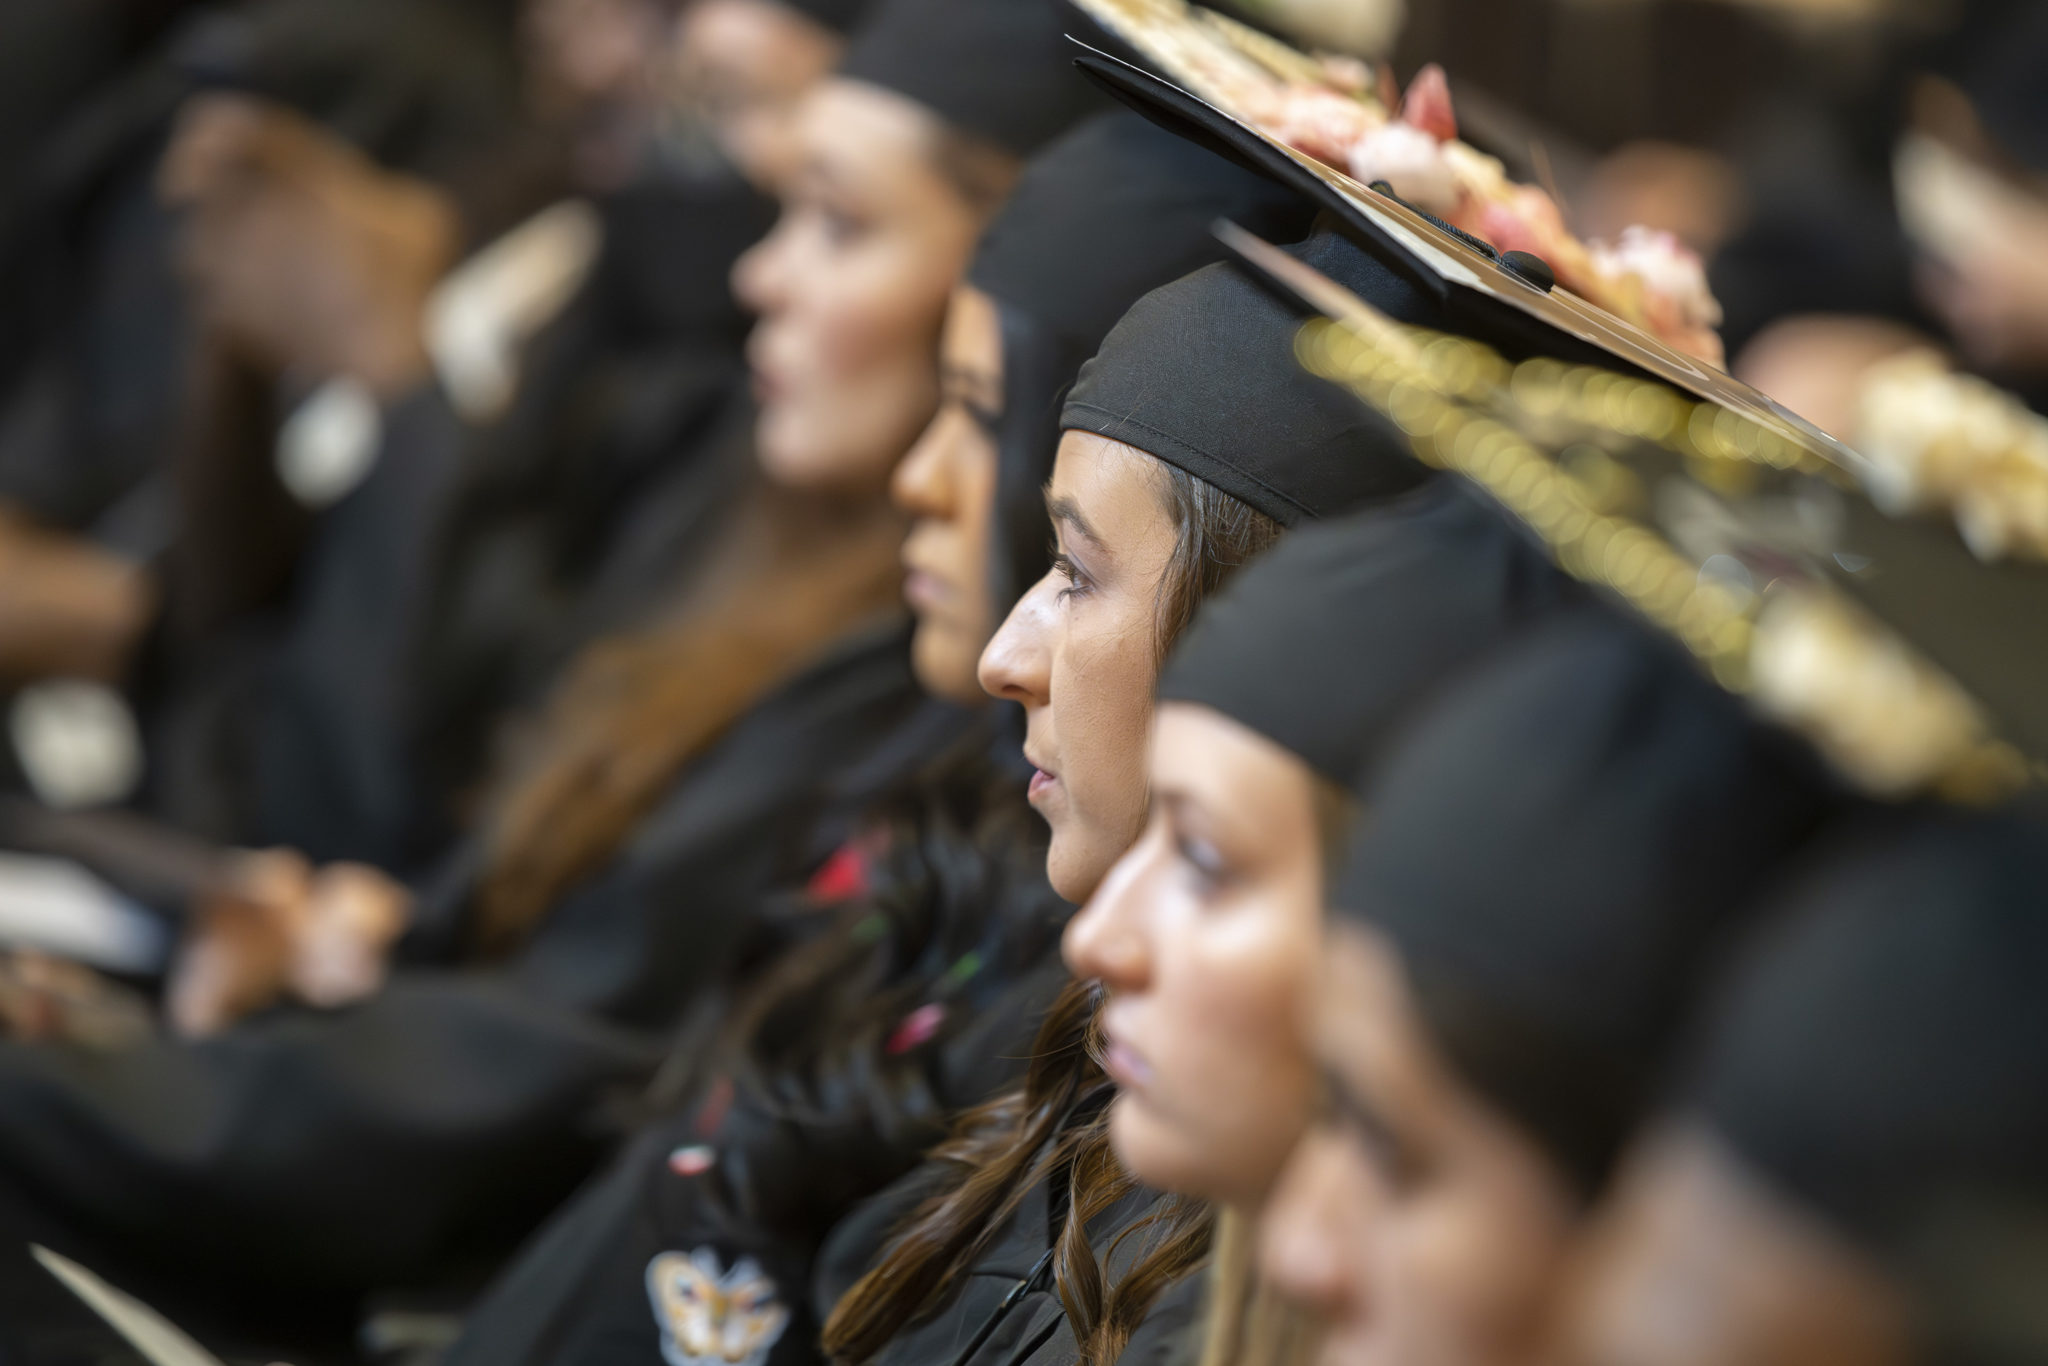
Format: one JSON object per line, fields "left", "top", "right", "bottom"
{"left": 647, "top": 725, "right": 1069, "bottom": 1237}
{"left": 1151, "top": 463, "right": 1285, "bottom": 659}
{"left": 929, "top": 123, "right": 1021, "bottom": 215}
{"left": 824, "top": 470, "right": 1283, "bottom": 1366}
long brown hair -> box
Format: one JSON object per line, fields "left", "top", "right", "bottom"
{"left": 822, "top": 458, "right": 1282, "bottom": 1365}
{"left": 470, "top": 480, "right": 907, "bottom": 953}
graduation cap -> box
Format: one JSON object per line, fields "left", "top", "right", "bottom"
{"left": 1218, "top": 221, "right": 2048, "bottom": 806}
{"left": 1059, "top": 0, "right": 1854, "bottom": 467}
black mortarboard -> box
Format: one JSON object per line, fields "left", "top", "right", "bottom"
{"left": 1336, "top": 608, "right": 1834, "bottom": 1195}
{"left": 1157, "top": 482, "right": 1575, "bottom": 782}
{"left": 1684, "top": 806, "right": 2048, "bottom": 1364}
{"left": 837, "top": 0, "right": 1103, "bottom": 158}
{"left": 1061, "top": 225, "right": 1435, "bottom": 526}
{"left": 967, "top": 108, "right": 1317, "bottom": 606}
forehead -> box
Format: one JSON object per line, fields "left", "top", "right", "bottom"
{"left": 1153, "top": 702, "right": 1317, "bottom": 825}
{"left": 1049, "top": 431, "right": 1170, "bottom": 528}
{"left": 942, "top": 285, "right": 1003, "bottom": 376}
{"left": 1316, "top": 922, "right": 1445, "bottom": 1124}
{"left": 792, "top": 79, "right": 941, "bottom": 196}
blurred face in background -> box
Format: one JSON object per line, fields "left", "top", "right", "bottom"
{"left": 525, "top": 0, "right": 671, "bottom": 118}
{"left": 674, "top": 0, "right": 844, "bottom": 190}
{"left": 894, "top": 285, "right": 1004, "bottom": 703}
{"left": 1544, "top": 1127, "right": 1910, "bottom": 1366}
{"left": 1259, "top": 921, "right": 1578, "bottom": 1366}
{"left": 978, "top": 432, "right": 1179, "bottom": 903}
{"left": 734, "top": 79, "right": 1006, "bottom": 497}
{"left": 1062, "top": 701, "right": 1326, "bottom": 1209}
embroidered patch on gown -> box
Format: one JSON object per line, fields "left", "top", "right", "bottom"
{"left": 646, "top": 1248, "right": 791, "bottom": 1366}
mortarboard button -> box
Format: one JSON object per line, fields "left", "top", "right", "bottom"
{"left": 1498, "top": 250, "right": 1556, "bottom": 293}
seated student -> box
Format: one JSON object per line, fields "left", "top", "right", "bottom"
{"left": 0, "top": 0, "right": 1095, "bottom": 1340}
{"left": 430, "top": 105, "right": 1321, "bottom": 1366}
{"left": 1054, "top": 486, "right": 1584, "bottom": 1363}
{"left": 0, "top": 0, "right": 535, "bottom": 693}
{"left": 1251, "top": 609, "right": 1835, "bottom": 1366}
{"left": 809, "top": 231, "right": 1478, "bottom": 1366}
{"left": 1550, "top": 808, "right": 2048, "bottom": 1366}
{"left": 156, "top": 0, "right": 1095, "bottom": 1032}
{"left": 141, "top": 0, "right": 862, "bottom": 874}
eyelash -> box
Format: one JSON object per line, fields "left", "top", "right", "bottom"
{"left": 1051, "top": 552, "right": 1090, "bottom": 603}
{"left": 1174, "top": 833, "right": 1230, "bottom": 891}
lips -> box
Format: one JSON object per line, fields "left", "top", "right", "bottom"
{"left": 1028, "top": 769, "right": 1057, "bottom": 801}
{"left": 901, "top": 543, "right": 953, "bottom": 614}
{"left": 1100, "top": 1026, "right": 1154, "bottom": 1090}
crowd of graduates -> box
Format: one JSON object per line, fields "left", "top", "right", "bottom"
{"left": 0, "top": 0, "right": 2043, "bottom": 1363}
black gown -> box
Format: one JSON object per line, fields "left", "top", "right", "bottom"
{"left": 143, "top": 169, "right": 777, "bottom": 871}
{"left": 809, "top": 1142, "right": 1203, "bottom": 1366}
{"left": 0, "top": 619, "right": 960, "bottom": 1347}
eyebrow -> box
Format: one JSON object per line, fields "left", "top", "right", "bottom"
{"left": 1043, "top": 493, "right": 1106, "bottom": 551}
{"left": 939, "top": 362, "right": 1002, "bottom": 409}
{"left": 1320, "top": 1061, "right": 1417, "bottom": 1185}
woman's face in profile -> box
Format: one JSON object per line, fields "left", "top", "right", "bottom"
{"left": 1258, "top": 921, "right": 1578, "bottom": 1366}
{"left": 894, "top": 285, "right": 1004, "bottom": 704}
{"left": 978, "top": 430, "right": 1179, "bottom": 904}
{"left": 734, "top": 79, "right": 987, "bottom": 497}
{"left": 1062, "top": 700, "right": 1325, "bottom": 1209}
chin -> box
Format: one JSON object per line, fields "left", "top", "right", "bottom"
{"left": 1107, "top": 1095, "right": 1218, "bottom": 1202}
{"left": 909, "top": 628, "right": 984, "bottom": 706}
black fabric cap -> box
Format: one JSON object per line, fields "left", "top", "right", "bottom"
{"left": 1061, "top": 224, "right": 1433, "bottom": 525}
{"left": 836, "top": 0, "right": 1104, "bottom": 157}
{"left": 1685, "top": 807, "right": 2048, "bottom": 1363}
{"left": 969, "top": 109, "right": 1318, "bottom": 607}
{"left": 1336, "top": 608, "right": 1833, "bottom": 1195}
{"left": 779, "top": 0, "right": 873, "bottom": 36}
{"left": 1157, "top": 481, "right": 1576, "bottom": 782}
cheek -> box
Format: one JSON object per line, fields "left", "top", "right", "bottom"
{"left": 1393, "top": 1186, "right": 1573, "bottom": 1360}
{"left": 1049, "top": 624, "right": 1156, "bottom": 823}
{"left": 796, "top": 259, "right": 938, "bottom": 396}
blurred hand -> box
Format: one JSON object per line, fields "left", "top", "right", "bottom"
{"left": 161, "top": 94, "right": 459, "bottom": 397}
{"left": 289, "top": 861, "right": 411, "bottom": 1008}
{"left": 167, "top": 849, "right": 412, "bottom": 1038}
{"left": 0, "top": 951, "right": 153, "bottom": 1047}
{"left": 0, "top": 509, "right": 156, "bottom": 685}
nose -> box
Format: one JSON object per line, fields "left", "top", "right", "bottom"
{"left": 1259, "top": 1128, "right": 1376, "bottom": 1322}
{"left": 731, "top": 213, "right": 793, "bottom": 317}
{"left": 977, "top": 569, "right": 1056, "bottom": 705}
{"left": 892, "top": 410, "right": 959, "bottom": 519}
{"left": 1062, "top": 823, "right": 1158, "bottom": 990}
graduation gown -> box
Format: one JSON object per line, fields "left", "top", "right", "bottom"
{"left": 808, "top": 1142, "right": 1204, "bottom": 1366}
{"left": 440, "top": 951, "right": 1074, "bottom": 1366}
{"left": 146, "top": 168, "right": 775, "bottom": 871}
{"left": 0, "top": 619, "right": 954, "bottom": 1318}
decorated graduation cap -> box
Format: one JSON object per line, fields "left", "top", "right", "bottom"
{"left": 966, "top": 108, "right": 1318, "bottom": 606}
{"left": 1157, "top": 482, "right": 1576, "bottom": 781}
{"left": 1062, "top": 0, "right": 1855, "bottom": 463}
{"left": 837, "top": 0, "right": 1105, "bottom": 158}
{"left": 1681, "top": 807, "right": 2048, "bottom": 1364}
{"left": 1057, "top": 0, "right": 2048, "bottom": 804}
{"left": 1334, "top": 607, "right": 1835, "bottom": 1196}
{"left": 1226, "top": 222, "right": 2048, "bottom": 805}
